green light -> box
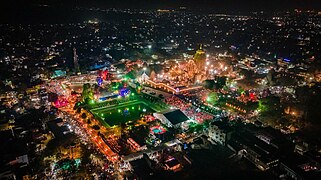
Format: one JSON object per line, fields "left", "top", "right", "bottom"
{"left": 132, "top": 106, "right": 134, "bottom": 110}
{"left": 75, "top": 159, "right": 81, "bottom": 167}
{"left": 89, "top": 99, "right": 95, "bottom": 105}
{"left": 207, "top": 97, "right": 211, "bottom": 102}
{"left": 101, "top": 113, "right": 104, "bottom": 117}
{"left": 118, "top": 109, "right": 121, "bottom": 113}
{"left": 131, "top": 93, "right": 135, "bottom": 96}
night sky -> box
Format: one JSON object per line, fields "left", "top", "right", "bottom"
{"left": 2, "top": 0, "right": 321, "bottom": 10}
{"left": 1, "top": 0, "right": 321, "bottom": 23}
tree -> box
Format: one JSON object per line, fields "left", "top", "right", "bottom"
{"left": 125, "top": 71, "right": 137, "bottom": 79}
{"left": 73, "top": 102, "right": 82, "bottom": 110}
{"left": 240, "top": 69, "right": 254, "bottom": 79}
{"left": 257, "top": 96, "right": 283, "bottom": 125}
{"left": 111, "top": 82, "right": 121, "bottom": 90}
{"left": 297, "top": 85, "right": 321, "bottom": 124}
{"left": 81, "top": 83, "right": 94, "bottom": 102}
{"left": 203, "top": 80, "right": 215, "bottom": 89}
{"left": 215, "top": 76, "right": 227, "bottom": 89}
{"left": 203, "top": 77, "right": 227, "bottom": 90}
{"left": 206, "top": 92, "right": 219, "bottom": 105}
{"left": 81, "top": 113, "right": 87, "bottom": 119}
{"left": 92, "top": 125, "right": 100, "bottom": 130}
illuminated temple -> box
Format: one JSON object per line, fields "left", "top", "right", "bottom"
{"left": 140, "top": 45, "right": 209, "bottom": 94}
{"left": 193, "top": 44, "right": 206, "bottom": 72}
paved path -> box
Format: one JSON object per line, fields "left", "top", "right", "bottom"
{"left": 142, "top": 86, "right": 172, "bottom": 98}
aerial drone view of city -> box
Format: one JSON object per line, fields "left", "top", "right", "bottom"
{"left": 1, "top": 0, "right": 321, "bottom": 179}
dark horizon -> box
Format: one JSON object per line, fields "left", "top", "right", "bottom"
{"left": 1, "top": 0, "right": 321, "bottom": 24}
{"left": 2, "top": 0, "right": 321, "bottom": 11}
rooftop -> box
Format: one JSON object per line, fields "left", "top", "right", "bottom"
{"left": 130, "top": 158, "right": 154, "bottom": 178}
{"left": 162, "top": 109, "right": 189, "bottom": 125}
{"left": 281, "top": 152, "right": 321, "bottom": 180}
{"left": 231, "top": 131, "right": 279, "bottom": 164}
{"left": 211, "top": 121, "right": 233, "bottom": 132}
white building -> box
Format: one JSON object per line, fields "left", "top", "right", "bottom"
{"left": 208, "top": 121, "right": 233, "bottom": 145}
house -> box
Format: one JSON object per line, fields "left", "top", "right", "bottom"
{"left": 228, "top": 132, "right": 279, "bottom": 171}
{"left": 208, "top": 121, "right": 233, "bottom": 145}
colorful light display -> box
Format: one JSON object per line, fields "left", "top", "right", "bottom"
{"left": 150, "top": 125, "right": 167, "bottom": 135}
{"left": 54, "top": 97, "right": 69, "bottom": 108}
{"left": 96, "top": 77, "right": 103, "bottom": 86}
{"left": 99, "top": 69, "right": 109, "bottom": 80}
{"left": 119, "top": 88, "right": 130, "bottom": 97}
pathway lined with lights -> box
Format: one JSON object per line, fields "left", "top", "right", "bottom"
{"left": 60, "top": 107, "right": 119, "bottom": 162}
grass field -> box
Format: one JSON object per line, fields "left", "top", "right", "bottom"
{"left": 90, "top": 100, "right": 155, "bottom": 127}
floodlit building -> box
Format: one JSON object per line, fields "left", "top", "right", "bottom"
{"left": 193, "top": 44, "right": 206, "bottom": 71}
{"left": 208, "top": 121, "right": 233, "bottom": 145}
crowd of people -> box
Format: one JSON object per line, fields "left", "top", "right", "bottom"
{"left": 164, "top": 95, "right": 213, "bottom": 123}
{"left": 176, "top": 90, "right": 223, "bottom": 115}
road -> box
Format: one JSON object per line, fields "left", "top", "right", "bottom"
{"left": 60, "top": 106, "right": 119, "bottom": 162}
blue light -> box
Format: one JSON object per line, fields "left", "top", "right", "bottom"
{"left": 119, "top": 88, "right": 130, "bottom": 97}
{"left": 96, "top": 77, "right": 103, "bottom": 86}
{"left": 183, "top": 143, "right": 188, "bottom": 149}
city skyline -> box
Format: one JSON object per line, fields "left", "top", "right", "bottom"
{"left": 0, "top": 1, "right": 321, "bottom": 179}
{"left": 3, "top": 0, "right": 321, "bottom": 9}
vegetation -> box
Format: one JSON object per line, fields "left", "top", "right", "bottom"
{"left": 257, "top": 96, "right": 283, "bottom": 126}
{"left": 206, "top": 92, "right": 219, "bottom": 105}
{"left": 81, "top": 83, "right": 94, "bottom": 103}
{"left": 203, "top": 77, "right": 227, "bottom": 90}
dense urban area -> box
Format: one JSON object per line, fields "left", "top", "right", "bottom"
{"left": 1, "top": 4, "right": 321, "bottom": 180}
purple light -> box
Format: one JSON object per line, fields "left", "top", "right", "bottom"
{"left": 96, "top": 77, "right": 103, "bottom": 86}
{"left": 119, "top": 88, "right": 130, "bottom": 97}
